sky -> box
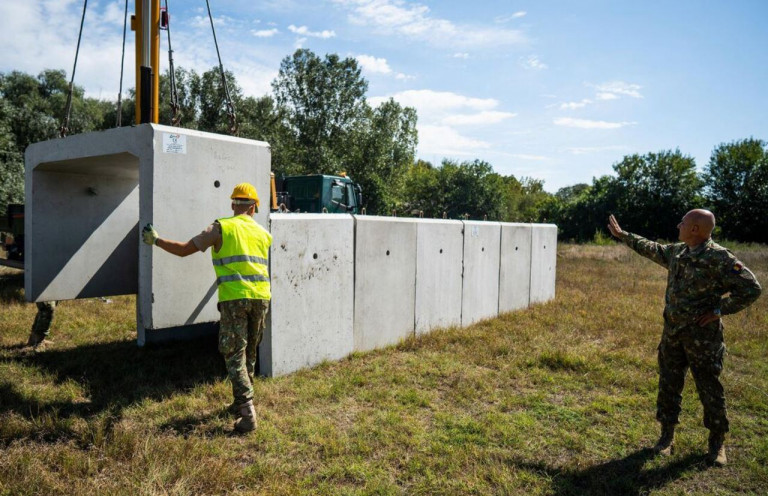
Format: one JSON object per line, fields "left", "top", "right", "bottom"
{"left": 2, "top": 0, "right": 767, "bottom": 192}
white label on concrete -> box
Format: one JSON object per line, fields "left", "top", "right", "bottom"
{"left": 353, "top": 216, "right": 417, "bottom": 352}
{"left": 530, "top": 224, "right": 558, "bottom": 304}
{"left": 461, "top": 221, "right": 501, "bottom": 326}
{"left": 415, "top": 219, "right": 463, "bottom": 335}
{"left": 265, "top": 214, "right": 354, "bottom": 377}
{"left": 162, "top": 132, "right": 187, "bottom": 154}
{"left": 499, "top": 223, "right": 532, "bottom": 313}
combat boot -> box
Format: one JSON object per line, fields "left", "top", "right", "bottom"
{"left": 234, "top": 400, "right": 257, "bottom": 433}
{"left": 26, "top": 333, "right": 45, "bottom": 347}
{"left": 653, "top": 423, "right": 675, "bottom": 456}
{"left": 707, "top": 431, "right": 727, "bottom": 467}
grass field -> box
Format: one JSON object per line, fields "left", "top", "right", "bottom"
{"left": 1, "top": 243, "right": 766, "bottom": 495}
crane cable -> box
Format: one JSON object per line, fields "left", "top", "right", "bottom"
{"left": 116, "top": 0, "right": 128, "bottom": 127}
{"left": 164, "top": 0, "right": 181, "bottom": 126}
{"left": 205, "top": 0, "right": 238, "bottom": 136}
{"left": 60, "top": 0, "right": 88, "bottom": 138}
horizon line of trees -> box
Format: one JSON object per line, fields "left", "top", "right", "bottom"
{"left": 1, "top": 49, "right": 766, "bottom": 243}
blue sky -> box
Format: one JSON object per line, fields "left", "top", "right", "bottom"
{"left": 2, "top": 0, "right": 766, "bottom": 191}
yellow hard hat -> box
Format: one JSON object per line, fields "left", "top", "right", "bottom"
{"left": 230, "top": 182, "right": 259, "bottom": 206}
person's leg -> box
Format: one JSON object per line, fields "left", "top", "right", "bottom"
{"left": 28, "top": 301, "right": 57, "bottom": 345}
{"left": 686, "top": 321, "right": 728, "bottom": 465}
{"left": 654, "top": 332, "right": 688, "bottom": 453}
{"left": 245, "top": 299, "right": 269, "bottom": 378}
{"left": 218, "top": 300, "right": 253, "bottom": 407}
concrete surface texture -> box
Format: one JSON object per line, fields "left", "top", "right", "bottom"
{"left": 499, "top": 223, "right": 533, "bottom": 313}
{"left": 24, "top": 124, "right": 271, "bottom": 346}
{"left": 353, "top": 216, "right": 418, "bottom": 352}
{"left": 530, "top": 224, "right": 558, "bottom": 304}
{"left": 263, "top": 213, "right": 354, "bottom": 377}
{"left": 461, "top": 221, "right": 502, "bottom": 326}
{"left": 414, "top": 219, "right": 464, "bottom": 335}
{"left": 138, "top": 126, "right": 270, "bottom": 344}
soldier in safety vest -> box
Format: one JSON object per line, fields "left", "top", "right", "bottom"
{"left": 141, "top": 182, "right": 272, "bottom": 433}
{"left": 608, "top": 210, "right": 761, "bottom": 467}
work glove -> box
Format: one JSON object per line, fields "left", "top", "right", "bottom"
{"left": 142, "top": 223, "right": 159, "bottom": 245}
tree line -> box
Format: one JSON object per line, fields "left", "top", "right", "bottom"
{"left": 1, "top": 49, "right": 766, "bottom": 243}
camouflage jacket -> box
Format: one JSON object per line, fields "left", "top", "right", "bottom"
{"left": 620, "top": 233, "right": 762, "bottom": 330}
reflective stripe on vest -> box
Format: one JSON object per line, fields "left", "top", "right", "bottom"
{"left": 211, "top": 215, "right": 272, "bottom": 302}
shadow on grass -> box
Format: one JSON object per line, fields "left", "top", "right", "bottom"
{"left": 0, "top": 335, "right": 225, "bottom": 444}
{"left": 513, "top": 448, "right": 707, "bottom": 495}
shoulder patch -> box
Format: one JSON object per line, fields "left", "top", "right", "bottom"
{"left": 732, "top": 262, "right": 744, "bottom": 274}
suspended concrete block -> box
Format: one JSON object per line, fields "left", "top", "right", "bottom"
{"left": 25, "top": 124, "right": 271, "bottom": 345}
{"left": 353, "top": 216, "right": 417, "bottom": 352}
{"left": 499, "top": 223, "right": 532, "bottom": 313}
{"left": 262, "top": 214, "right": 354, "bottom": 377}
{"left": 461, "top": 221, "right": 501, "bottom": 326}
{"left": 414, "top": 219, "right": 464, "bottom": 335}
{"left": 530, "top": 224, "right": 558, "bottom": 304}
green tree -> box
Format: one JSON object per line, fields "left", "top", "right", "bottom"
{"left": 703, "top": 138, "right": 768, "bottom": 242}
{"left": 272, "top": 49, "right": 368, "bottom": 175}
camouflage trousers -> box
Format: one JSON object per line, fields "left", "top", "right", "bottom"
{"left": 218, "top": 298, "right": 269, "bottom": 406}
{"left": 30, "top": 301, "right": 57, "bottom": 339}
{"left": 656, "top": 321, "right": 728, "bottom": 433}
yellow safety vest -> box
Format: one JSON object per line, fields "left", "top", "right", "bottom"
{"left": 211, "top": 215, "right": 272, "bottom": 302}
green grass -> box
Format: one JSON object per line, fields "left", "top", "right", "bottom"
{"left": 1, "top": 244, "right": 767, "bottom": 495}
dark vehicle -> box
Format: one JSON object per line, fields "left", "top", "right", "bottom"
{"left": 272, "top": 174, "right": 363, "bottom": 214}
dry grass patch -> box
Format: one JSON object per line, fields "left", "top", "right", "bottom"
{"left": 1, "top": 243, "right": 766, "bottom": 495}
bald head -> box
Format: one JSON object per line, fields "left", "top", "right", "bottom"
{"left": 678, "top": 209, "right": 716, "bottom": 246}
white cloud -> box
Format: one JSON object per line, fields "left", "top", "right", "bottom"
{"left": 521, "top": 55, "right": 547, "bottom": 70}
{"left": 251, "top": 28, "right": 279, "bottom": 38}
{"left": 332, "top": 0, "right": 527, "bottom": 49}
{"left": 593, "top": 81, "right": 643, "bottom": 98}
{"left": 560, "top": 99, "right": 593, "bottom": 110}
{"left": 495, "top": 11, "right": 527, "bottom": 23}
{"left": 288, "top": 24, "right": 336, "bottom": 39}
{"left": 442, "top": 111, "right": 517, "bottom": 126}
{"left": 373, "top": 89, "right": 499, "bottom": 115}
{"left": 453, "top": 52, "right": 470, "bottom": 59}
{"left": 395, "top": 73, "right": 415, "bottom": 81}
{"left": 356, "top": 55, "right": 392, "bottom": 74}
{"left": 419, "top": 125, "right": 491, "bottom": 155}
{"left": 596, "top": 92, "right": 619, "bottom": 100}
{"left": 554, "top": 118, "right": 636, "bottom": 129}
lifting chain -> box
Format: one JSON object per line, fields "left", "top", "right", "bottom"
{"left": 205, "top": 0, "right": 238, "bottom": 135}
{"left": 163, "top": 0, "right": 181, "bottom": 126}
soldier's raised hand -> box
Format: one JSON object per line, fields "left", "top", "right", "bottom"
{"left": 607, "top": 215, "right": 625, "bottom": 239}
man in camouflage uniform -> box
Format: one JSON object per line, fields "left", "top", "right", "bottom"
{"left": 142, "top": 183, "right": 271, "bottom": 434}
{"left": 608, "top": 210, "right": 761, "bottom": 466}
{"left": 27, "top": 301, "right": 57, "bottom": 348}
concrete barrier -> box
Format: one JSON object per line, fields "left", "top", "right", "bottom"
{"left": 499, "top": 223, "right": 532, "bottom": 313}
{"left": 461, "top": 221, "right": 501, "bottom": 326}
{"left": 415, "top": 219, "right": 464, "bottom": 335}
{"left": 262, "top": 214, "right": 355, "bottom": 377}
{"left": 25, "top": 124, "right": 271, "bottom": 345}
{"left": 530, "top": 224, "right": 558, "bottom": 304}
{"left": 353, "top": 216, "right": 418, "bottom": 352}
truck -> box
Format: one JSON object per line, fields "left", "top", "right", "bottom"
{"left": 271, "top": 173, "right": 363, "bottom": 214}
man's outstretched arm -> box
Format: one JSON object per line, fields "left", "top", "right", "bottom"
{"left": 607, "top": 215, "right": 673, "bottom": 269}
{"left": 142, "top": 224, "right": 199, "bottom": 257}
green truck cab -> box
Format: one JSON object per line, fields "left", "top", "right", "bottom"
{"left": 273, "top": 174, "right": 363, "bottom": 214}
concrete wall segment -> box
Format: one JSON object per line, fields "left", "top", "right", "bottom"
{"left": 530, "top": 224, "right": 558, "bottom": 304}
{"left": 461, "top": 221, "right": 501, "bottom": 326}
{"left": 415, "top": 219, "right": 463, "bottom": 335}
{"left": 499, "top": 223, "right": 532, "bottom": 313}
{"left": 263, "top": 214, "right": 355, "bottom": 376}
{"left": 353, "top": 215, "right": 418, "bottom": 352}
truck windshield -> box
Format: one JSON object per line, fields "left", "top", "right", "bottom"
{"left": 331, "top": 184, "right": 344, "bottom": 203}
